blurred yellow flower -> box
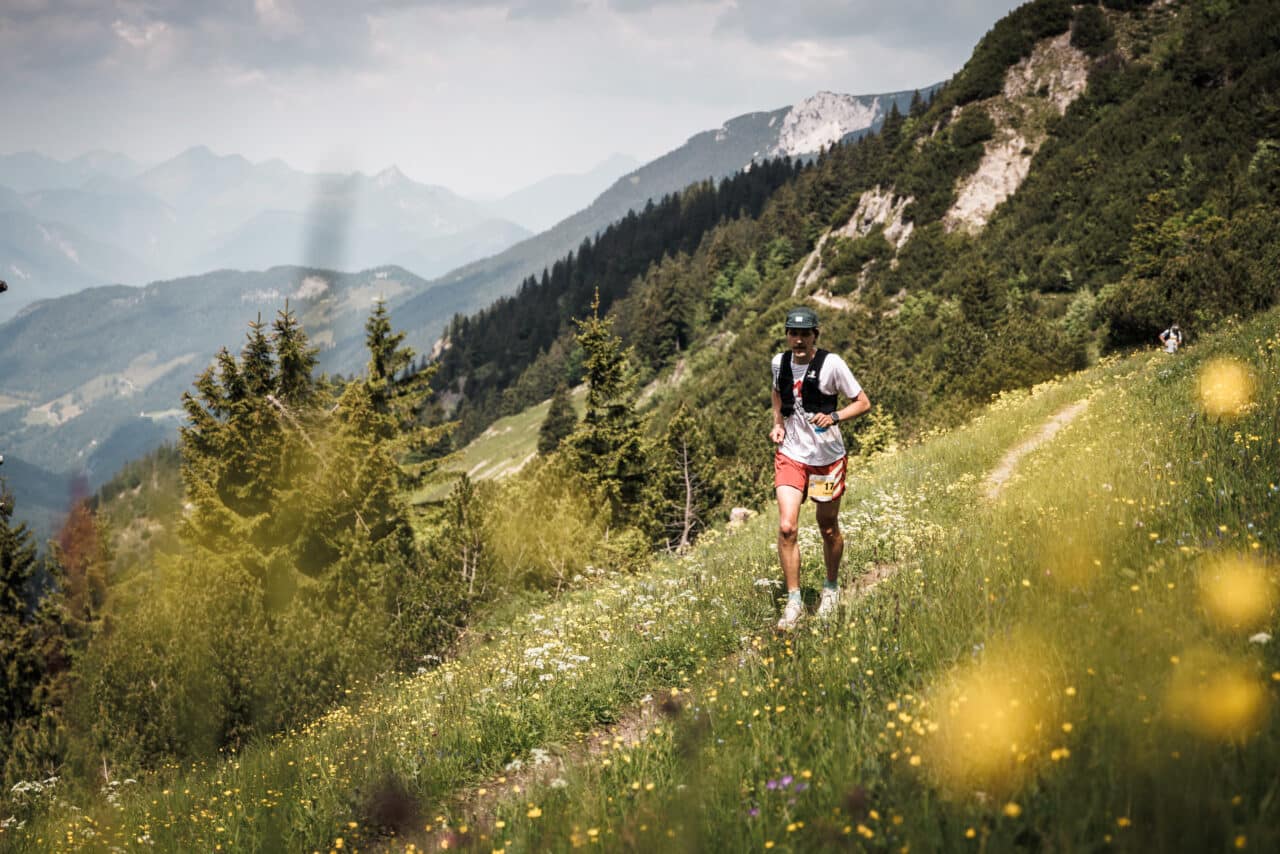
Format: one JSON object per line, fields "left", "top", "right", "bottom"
{"left": 1198, "top": 554, "right": 1276, "bottom": 631}
{"left": 919, "top": 635, "right": 1057, "bottom": 797}
{"left": 1197, "top": 358, "right": 1255, "bottom": 419}
{"left": 1165, "top": 647, "right": 1269, "bottom": 743}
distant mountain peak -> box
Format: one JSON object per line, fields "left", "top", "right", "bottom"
{"left": 173, "top": 145, "right": 250, "bottom": 167}
{"left": 374, "top": 165, "right": 408, "bottom": 188}
{"left": 769, "top": 91, "right": 882, "bottom": 158}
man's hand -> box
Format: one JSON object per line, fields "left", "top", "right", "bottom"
{"left": 770, "top": 424, "right": 785, "bottom": 444}
{"left": 809, "top": 413, "right": 837, "bottom": 428}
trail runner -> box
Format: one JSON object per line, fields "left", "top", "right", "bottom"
{"left": 770, "top": 306, "right": 871, "bottom": 631}
{"left": 1159, "top": 323, "right": 1183, "bottom": 354}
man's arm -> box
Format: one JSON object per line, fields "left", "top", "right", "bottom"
{"left": 770, "top": 388, "right": 786, "bottom": 444}
{"left": 809, "top": 391, "right": 870, "bottom": 428}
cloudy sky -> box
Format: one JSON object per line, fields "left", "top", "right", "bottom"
{"left": 2, "top": 0, "right": 1025, "bottom": 197}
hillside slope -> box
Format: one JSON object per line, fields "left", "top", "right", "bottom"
{"left": 0, "top": 265, "right": 431, "bottom": 482}
{"left": 434, "top": 0, "right": 1280, "bottom": 468}
{"left": 14, "top": 298, "right": 1277, "bottom": 853}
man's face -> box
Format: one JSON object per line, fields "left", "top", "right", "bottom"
{"left": 786, "top": 327, "right": 817, "bottom": 357}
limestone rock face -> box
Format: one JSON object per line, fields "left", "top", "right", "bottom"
{"left": 944, "top": 32, "right": 1091, "bottom": 235}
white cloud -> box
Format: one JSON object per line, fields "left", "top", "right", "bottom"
{"left": 2, "top": 0, "right": 1022, "bottom": 196}
{"left": 254, "top": 0, "right": 303, "bottom": 37}
{"left": 111, "top": 18, "right": 169, "bottom": 49}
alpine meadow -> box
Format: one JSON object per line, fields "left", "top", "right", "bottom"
{"left": 2, "top": 0, "right": 1280, "bottom": 852}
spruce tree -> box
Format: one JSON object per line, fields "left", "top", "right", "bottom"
{"left": 563, "top": 293, "right": 650, "bottom": 525}
{"left": 363, "top": 299, "right": 451, "bottom": 487}
{"left": 538, "top": 384, "right": 577, "bottom": 455}
{"left": 273, "top": 301, "right": 318, "bottom": 409}
{"left": 0, "top": 481, "right": 43, "bottom": 775}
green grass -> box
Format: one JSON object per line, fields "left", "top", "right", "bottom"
{"left": 410, "top": 386, "right": 586, "bottom": 504}
{"left": 7, "top": 311, "right": 1278, "bottom": 852}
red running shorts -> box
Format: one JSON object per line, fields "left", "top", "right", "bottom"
{"left": 774, "top": 451, "right": 847, "bottom": 503}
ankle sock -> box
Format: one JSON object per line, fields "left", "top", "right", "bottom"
{"left": 787, "top": 589, "right": 802, "bottom": 602}
{"left": 823, "top": 580, "right": 838, "bottom": 592}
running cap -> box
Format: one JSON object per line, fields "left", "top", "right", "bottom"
{"left": 785, "top": 306, "right": 819, "bottom": 330}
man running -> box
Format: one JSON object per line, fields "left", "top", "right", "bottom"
{"left": 770, "top": 306, "right": 870, "bottom": 631}
{"left": 1159, "top": 323, "right": 1183, "bottom": 354}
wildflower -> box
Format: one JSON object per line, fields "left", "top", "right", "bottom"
{"left": 921, "top": 634, "right": 1056, "bottom": 796}
{"left": 1197, "top": 358, "right": 1255, "bottom": 419}
{"left": 1198, "top": 554, "right": 1276, "bottom": 631}
{"left": 1002, "top": 802, "right": 1022, "bottom": 819}
{"left": 1165, "top": 647, "right": 1269, "bottom": 743}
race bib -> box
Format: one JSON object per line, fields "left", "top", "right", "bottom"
{"left": 807, "top": 471, "right": 840, "bottom": 502}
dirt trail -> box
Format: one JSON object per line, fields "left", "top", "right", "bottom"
{"left": 401, "top": 558, "right": 903, "bottom": 851}
{"left": 983, "top": 398, "right": 1089, "bottom": 500}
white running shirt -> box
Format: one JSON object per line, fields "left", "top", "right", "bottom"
{"left": 771, "top": 352, "right": 862, "bottom": 466}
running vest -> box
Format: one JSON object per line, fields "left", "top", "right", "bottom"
{"left": 776, "top": 349, "right": 839, "bottom": 417}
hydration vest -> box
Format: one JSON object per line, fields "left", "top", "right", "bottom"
{"left": 776, "top": 349, "right": 838, "bottom": 418}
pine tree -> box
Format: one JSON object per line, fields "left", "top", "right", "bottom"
{"left": 538, "top": 384, "right": 577, "bottom": 455}
{"left": 363, "top": 300, "right": 452, "bottom": 487}
{"left": 273, "top": 301, "right": 318, "bottom": 409}
{"left": 0, "top": 481, "right": 44, "bottom": 778}
{"left": 564, "top": 292, "right": 650, "bottom": 524}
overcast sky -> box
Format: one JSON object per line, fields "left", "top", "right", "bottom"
{"left": 2, "top": 0, "right": 1025, "bottom": 197}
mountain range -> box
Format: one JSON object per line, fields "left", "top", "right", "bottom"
{"left": 0, "top": 149, "right": 652, "bottom": 322}
{"left": 0, "top": 150, "right": 529, "bottom": 321}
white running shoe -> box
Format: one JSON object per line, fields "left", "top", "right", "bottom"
{"left": 817, "top": 587, "right": 840, "bottom": 620}
{"left": 776, "top": 597, "right": 804, "bottom": 631}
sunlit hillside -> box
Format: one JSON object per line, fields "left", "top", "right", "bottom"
{"left": 409, "top": 386, "right": 586, "bottom": 505}
{"left": 8, "top": 303, "right": 1277, "bottom": 853}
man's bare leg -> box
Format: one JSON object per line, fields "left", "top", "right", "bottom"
{"left": 776, "top": 485, "right": 804, "bottom": 591}
{"left": 815, "top": 498, "right": 843, "bottom": 585}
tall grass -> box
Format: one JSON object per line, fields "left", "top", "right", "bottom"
{"left": 6, "top": 310, "right": 1277, "bottom": 852}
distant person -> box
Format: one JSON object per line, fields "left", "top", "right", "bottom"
{"left": 769, "top": 306, "right": 871, "bottom": 631}
{"left": 1160, "top": 323, "right": 1183, "bottom": 354}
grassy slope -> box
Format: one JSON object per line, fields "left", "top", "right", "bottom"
{"left": 410, "top": 387, "right": 586, "bottom": 505}
{"left": 9, "top": 309, "right": 1278, "bottom": 852}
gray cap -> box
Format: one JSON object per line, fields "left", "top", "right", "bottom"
{"left": 785, "top": 306, "right": 819, "bottom": 329}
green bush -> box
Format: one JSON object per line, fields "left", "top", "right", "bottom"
{"left": 950, "top": 106, "right": 997, "bottom": 150}
{"left": 1071, "top": 4, "right": 1115, "bottom": 57}
{"left": 824, "top": 228, "right": 895, "bottom": 279}
{"left": 1100, "top": 204, "right": 1280, "bottom": 345}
